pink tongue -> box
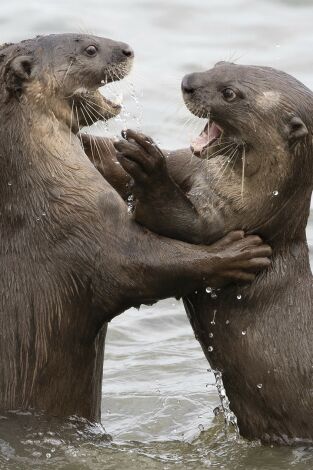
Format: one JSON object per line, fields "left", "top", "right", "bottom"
{"left": 191, "top": 122, "right": 221, "bottom": 154}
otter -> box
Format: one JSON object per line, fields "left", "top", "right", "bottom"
{"left": 94, "top": 62, "right": 313, "bottom": 444}
{"left": 0, "top": 38, "right": 271, "bottom": 422}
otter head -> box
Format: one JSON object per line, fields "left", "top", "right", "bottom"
{"left": 1, "top": 33, "right": 134, "bottom": 132}
{"left": 181, "top": 62, "right": 313, "bottom": 181}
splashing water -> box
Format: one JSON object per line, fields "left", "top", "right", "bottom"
{"left": 213, "top": 370, "right": 239, "bottom": 434}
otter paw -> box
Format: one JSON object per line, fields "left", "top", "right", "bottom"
{"left": 113, "top": 129, "right": 167, "bottom": 186}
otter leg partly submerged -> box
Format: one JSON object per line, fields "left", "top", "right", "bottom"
{"left": 0, "top": 38, "right": 271, "bottom": 421}
{"left": 113, "top": 62, "right": 313, "bottom": 444}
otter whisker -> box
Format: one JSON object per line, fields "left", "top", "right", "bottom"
{"left": 78, "top": 105, "right": 97, "bottom": 165}
{"left": 211, "top": 144, "right": 239, "bottom": 186}
{"left": 222, "top": 145, "right": 240, "bottom": 178}
{"left": 69, "top": 99, "right": 74, "bottom": 144}
{"left": 241, "top": 145, "right": 246, "bottom": 198}
{"left": 82, "top": 97, "right": 114, "bottom": 116}
{"left": 248, "top": 112, "right": 257, "bottom": 133}
{"left": 62, "top": 60, "right": 73, "bottom": 85}
{"left": 198, "top": 143, "right": 236, "bottom": 180}
{"left": 210, "top": 150, "right": 235, "bottom": 183}
{"left": 198, "top": 142, "right": 236, "bottom": 163}
{"left": 82, "top": 103, "right": 113, "bottom": 157}
{"left": 74, "top": 105, "right": 84, "bottom": 149}
{"left": 83, "top": 101, "right": 110, "bottom": 136}
{"left": 79, "top": 101, "right": 106, "bottom": 163}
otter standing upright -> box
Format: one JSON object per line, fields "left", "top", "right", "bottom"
{"left": 112, "top": 63, "right": 313, "bottom": 444}
{"left": 0, "top": 38, "right": 270, "bottom": 421}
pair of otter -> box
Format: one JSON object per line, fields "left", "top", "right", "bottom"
{"left": 0, "top": 33, "right": 310, "bottom": 446}
{"left": 87, "top": 61, "right": 313, "bottom": 444}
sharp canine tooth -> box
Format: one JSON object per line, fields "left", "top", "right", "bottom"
{"left": 114, "top": 93, "right": 123, "bottom": 105}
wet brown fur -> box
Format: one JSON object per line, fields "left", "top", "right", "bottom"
{"left": 0, "top": 38, "right": 271, "bottom": 421}
{"left": 93, "top": 63, "right": 313, "bottom": 443}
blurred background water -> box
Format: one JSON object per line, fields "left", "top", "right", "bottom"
{"left": 1, "top": 0, "right": 313, "bottom": 468}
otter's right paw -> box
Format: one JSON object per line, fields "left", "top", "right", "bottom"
{"left": 113, "top": 129, "right": 169, "bottom": 191}
{"left": 205, "top": 231, "right": 272, "bottom": 286}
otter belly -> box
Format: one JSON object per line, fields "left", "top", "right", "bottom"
{"left": 184, "top": 271, "right": 313, "bottom": 444}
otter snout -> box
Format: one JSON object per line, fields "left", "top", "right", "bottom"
{"left": 112, "top": 41, "right": 134, "bottom": 63}
{"left": 181, "top": 72, "right": 207, "bottom": 95}
{"left": 181, "top": 74, "right": 196, "bottom": 94}
{"left": 121, "top": 44, "right": 134, "bottom": 58}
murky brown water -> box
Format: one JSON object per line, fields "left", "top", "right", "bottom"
{"left": 1, "top": 0, "right": 313, "bottom": 468}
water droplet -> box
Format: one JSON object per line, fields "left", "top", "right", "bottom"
{"left": 207, "top": 368, "right": 212, "bottom": 373}
{"left": 257, "top": 383, "right": 263, "bottom": 389}
{"left": 209, "top": 332, "right": 214, "bottom": 338}
{"left": 208, "top": 346, "right": 213, "bottom": 352}
{"left": 36, "top": 217, "right": 40, "bottom": 221}
{"left": 198, "top": 424, "right": 204, "bottom": 432}
{"left": 32, "top": 451, "right": 42, "bottom": 457}
{"left": 210, "top": 310, "right": 217, "bottom": 325}
{"left": 272, "top": 190, "right": 279, "bottom": 196}
{"left": 42, "top": 212, "right": 46, "bottom": 216}
{"left": 7, "top": 182, "right": 12, "bottom": 186}
{"left": 242, "top": 330, "right": 247, "bottom": 336}
{"left": 46, "top": 453, "right": 51, "bottom": 459}
{"left": 127, "top": 194, "right": 134, "bottom": 214}
{"left": 225, "top": 320, "right": 230, "bottom": 325}
{"left": 211, "top": 292, "right": 218, "bottom": 299}
{"left": 237, "top": 294, "right": 242, "bottom": 300}
{"left": 206, "top": 287, "right": 212, "bottom": 294}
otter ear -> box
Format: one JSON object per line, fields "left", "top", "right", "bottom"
{"left": 287, "top": 116, "right": 308, "bottom": 143}
{"left": 215, "top": 61, "right": 235, "bottom": 67}
{"left": 10, "top": 56, "right": 33, "bottom": 80}
{"left": 5, "top": 55, "right": 33, "bottom": 94}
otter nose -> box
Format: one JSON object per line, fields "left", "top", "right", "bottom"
{"left": 121, "top": 45, "right": 134, "bottom": 58}
{"left": 181, "top": 74, "right": 195, "bottom": 94}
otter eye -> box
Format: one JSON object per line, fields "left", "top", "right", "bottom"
{"left": 222, "top": 88, "right": 237, "bottom": 102}
{"left": 85, "top": 45, "right": 98, "bottom": 57}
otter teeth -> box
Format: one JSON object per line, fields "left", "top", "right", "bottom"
{"left": 191, "top": 121, "right": 223, "bottom": 156}
{"left": 114, "top": 93, "right": 123, "bottom": 106}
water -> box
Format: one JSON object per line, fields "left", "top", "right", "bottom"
{"left": 1, "top": 0, "right": 313, "bottom": 468}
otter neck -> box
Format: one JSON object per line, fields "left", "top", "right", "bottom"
{"left": 216, "top": 144, "right": 313, "bottom": 247}
{"left": 250, "top": 184, "right": 312, "bottom": 248}
{"left": 0, "top": 101, "right": 85, "bottom": 220}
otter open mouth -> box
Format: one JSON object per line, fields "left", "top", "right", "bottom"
{"left": 71, "top": 86, "right": 123, "bottom": 129}
{"left": 69, "top": 61, "right": 132, "bottom": 131}
{"left": 191, "top": 121, "right": 223, "bottom": 157}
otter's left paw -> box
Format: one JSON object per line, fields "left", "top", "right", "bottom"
{"left": 113, "top": 129, "right": 168, "bottom": 189}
